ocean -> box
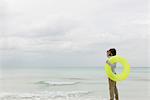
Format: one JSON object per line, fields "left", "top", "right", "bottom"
{"left": 0, "top": 67, "right": 149, "bottom": 100}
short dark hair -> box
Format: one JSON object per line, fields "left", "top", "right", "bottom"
{"left": 109, "top": 48, "right": 116, "bottom": 56}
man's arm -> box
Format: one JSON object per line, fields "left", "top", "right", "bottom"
{"left": 106, "top": 60, "right": 116, "bottom": 67}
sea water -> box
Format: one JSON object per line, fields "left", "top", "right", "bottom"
{"left": 0, "top": 67, "right": 149, "bottom": 100}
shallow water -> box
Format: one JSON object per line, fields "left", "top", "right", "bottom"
{"left": 0, "top": 67, "right": 149, "bottom": 100}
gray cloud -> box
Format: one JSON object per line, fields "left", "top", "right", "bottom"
{"left": 0, "top": 0, "right": 149, "bottom": 67}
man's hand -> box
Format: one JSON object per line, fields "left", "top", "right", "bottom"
{"left": 106, "top": 60, "right": 109, "bottom": 64}
{"left": 106, "top": 60, "right": 111, "bottom": 66}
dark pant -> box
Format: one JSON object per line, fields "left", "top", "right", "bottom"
{"left": 108, "top": 78, "right": 119, "bottom": 100}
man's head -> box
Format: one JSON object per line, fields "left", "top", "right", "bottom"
{"left": 107, "top": 48, "right": 116, "bottom": 57}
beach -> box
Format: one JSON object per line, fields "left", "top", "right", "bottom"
{"left": 0, "top": 0, "right": 148, "bottom": 99}
{"left": 0, "top": 67, "right": 149, "bottom": 100}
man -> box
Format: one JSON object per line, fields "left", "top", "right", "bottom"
{"left": 106, "top": 48, "right": 119, "bottom": 100}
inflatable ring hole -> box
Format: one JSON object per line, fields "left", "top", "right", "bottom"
{"left": 116, "top": 63, "right": 124, "bottom": 74}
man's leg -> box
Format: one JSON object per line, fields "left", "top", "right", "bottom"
{"left": 108, "top": 78, "right": 114, "bottom": 100}
{"left": 114, "top": 81, "right": 119, "bottom": 100}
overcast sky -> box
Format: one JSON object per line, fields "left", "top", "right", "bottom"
{"left": 0, "top": 0, "right": 149, "bottom": 68}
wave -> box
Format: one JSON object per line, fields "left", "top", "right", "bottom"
{"left": 36, "top": 81, "right": 80, "bottom": 86}
{"left": 0, "top": 91, "right": 92, "bottom": 100}
{"left": 64, "top": 77, "right": 88, "bottom": 80}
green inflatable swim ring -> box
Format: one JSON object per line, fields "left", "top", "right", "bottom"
{"left": 105, "top": 55, "right": 130, "bottom": 81}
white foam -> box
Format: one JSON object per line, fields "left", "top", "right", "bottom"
{"left": 38, "top": 81, "right": 80, "bottom": 86}
{"left": 0, "top": 91, "right": 92, "bottom": 100}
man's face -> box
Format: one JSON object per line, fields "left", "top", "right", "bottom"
{"left": 107, "top": 50, "right": 111, "bottom": 57}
